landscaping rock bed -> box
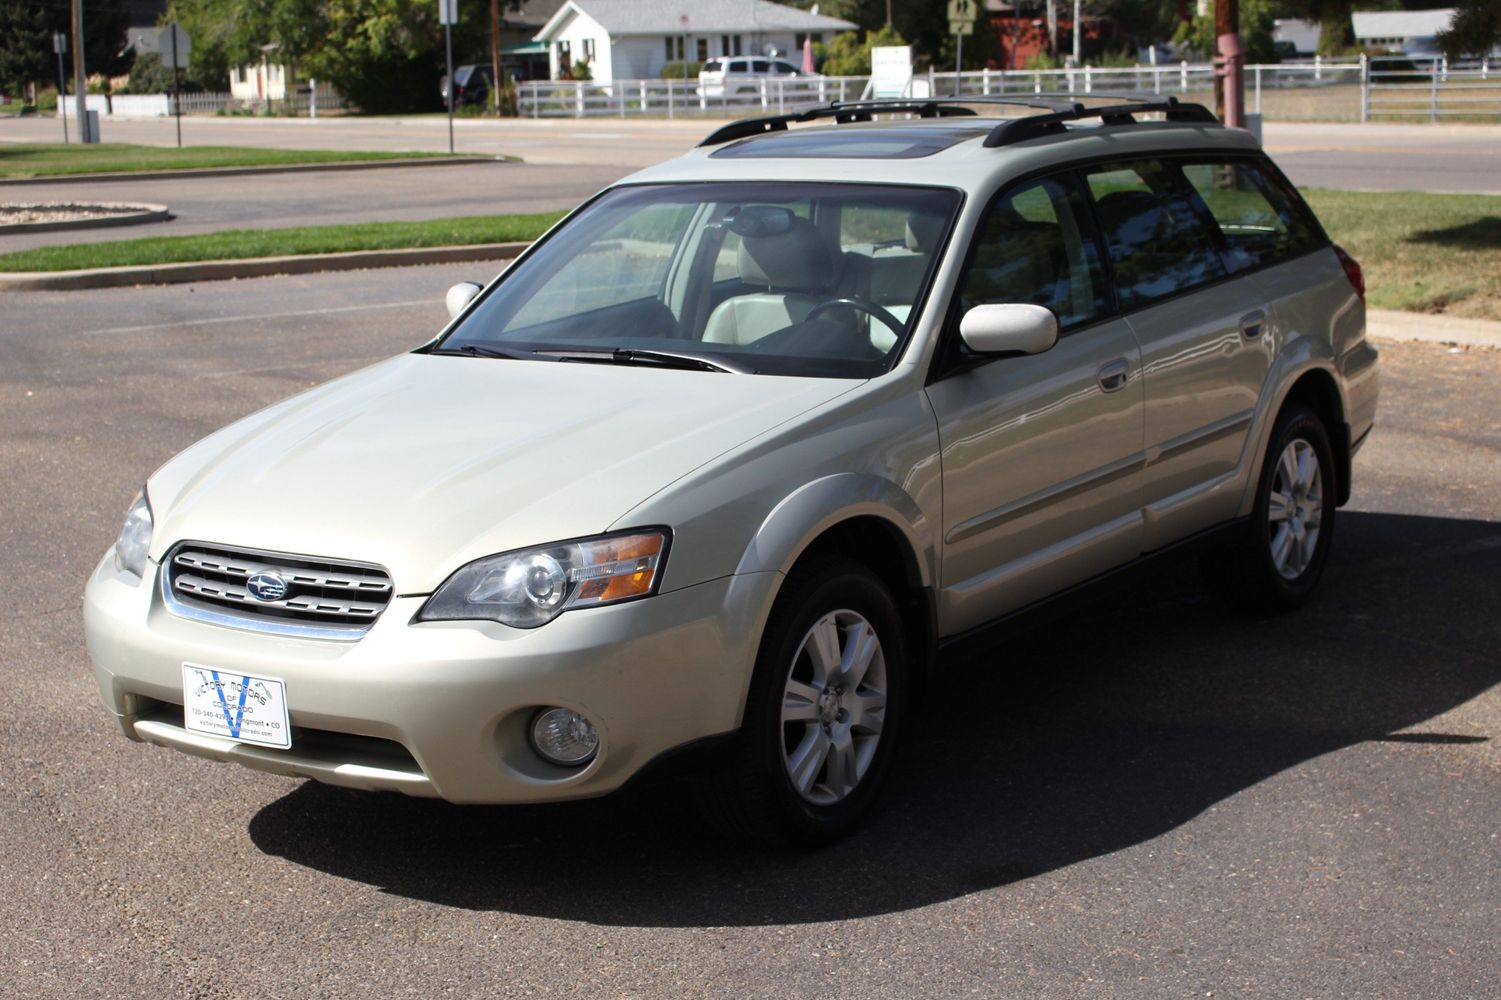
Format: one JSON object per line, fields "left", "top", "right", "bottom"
{"left": 0, "top": 201, "right": 170, "bottom": 234}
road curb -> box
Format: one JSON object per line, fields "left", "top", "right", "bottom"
{"left": 0, "top": 242, "right": 532, "bottom": 290}
{"left": 0, "top": 201, "right": 171, "bottom": 234}
{"left": 1367, "top": 308, "right": 1501, "bottom": 349}
{"left": 0, "top": 155, "right": 506, "bottom": 187}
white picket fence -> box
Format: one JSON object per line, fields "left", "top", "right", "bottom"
{"left": 59, "top": 85, "right": 346, "bottom": 119}
{"left": 518, "top": 61, "right": 1372, "bottom": 119}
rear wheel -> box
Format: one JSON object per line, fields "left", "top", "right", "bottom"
{"left": 710, "top": 557, "right": 907, "bottom": 847}
{"left": 1206, "top": 404, "right": 1337, "bottom": 614}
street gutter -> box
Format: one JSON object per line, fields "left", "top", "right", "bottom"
{"left": 0, "top": 155, "right": 507, "bottom": 186}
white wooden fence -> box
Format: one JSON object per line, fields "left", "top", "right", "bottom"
{"left": 1362, "top": 55, "right": 1499, "bottom": 122}
{"left": 518, "top": 61, "right": 1371, "bottom": 119}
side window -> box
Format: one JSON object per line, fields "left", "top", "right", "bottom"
{"left": 750, "top": 59, "right": 770, "bottom": 73}
{"left": 956, "top": 174, "right": 1112, "bottom": 332}
{"left": 1181, "top": 159, "right": 1326, "bottom": 272}
{"left": 1085, "top": 160, "right": 1227, "bottom": 311}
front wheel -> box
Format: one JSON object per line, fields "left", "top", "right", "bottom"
{"left": 709, "top": 557, "right": 908, "bottom": 847}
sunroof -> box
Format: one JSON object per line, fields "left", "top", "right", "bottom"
{"left": 711, "top": 124, "right": 988, "bottom": 160}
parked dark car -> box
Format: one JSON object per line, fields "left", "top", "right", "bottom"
{"left": 440, "top": 64, "right": 494, "bottom": 106}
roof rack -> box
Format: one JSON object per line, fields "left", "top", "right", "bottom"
{"left": 696, "top": 95, "right": 1218, "bottom": 150}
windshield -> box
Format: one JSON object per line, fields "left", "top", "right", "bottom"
{"left": 438, "top": 182, "right": 961, "bottom": 378}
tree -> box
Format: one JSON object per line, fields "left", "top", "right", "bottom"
{"left": 1173, "top": 0, "right": 1283, "bottom": 63}
{"left": 0, "top": 1, "right": 51, "bottom": 95}
{"left": 1436, "top": 0, "right": 1501, "bottom": 60}
{"left": 820, "top": 24, "right": 907, "bottom": 76}
{"left": 0, "top": 0, "right": 128, "bottom": 97}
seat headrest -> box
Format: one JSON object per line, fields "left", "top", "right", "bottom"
{"left": 738, "top": 216, "right": 837, "bottom": 291}
{"left": 904, "top": 211, "right": 947, "bottom": 254}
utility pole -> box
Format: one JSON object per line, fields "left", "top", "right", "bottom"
{"left": 1046, "top": 0, "right": 1058, "bottom": 58}
{"left": 70, "top": 0, "right": 89, "bottom": 142}
{"left": 1072, "top": 0, "right": 1082, "bottom": 65}
{"left": 489, "top": 0, "right": 501, "bottom": 115}
{"left": 1214, "top": 0, "right": 1245, "bottom": 126}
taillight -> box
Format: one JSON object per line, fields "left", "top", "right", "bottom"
{"left": 1333, "top": 244, "right": 1364, "bottom": 301}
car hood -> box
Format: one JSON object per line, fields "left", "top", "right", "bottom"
{"left": 147, "top": 353, "right": 856, "bottom": 594}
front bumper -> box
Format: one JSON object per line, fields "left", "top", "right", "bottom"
{"left": 84, "top": 552, "right": 780, "bottom": 803}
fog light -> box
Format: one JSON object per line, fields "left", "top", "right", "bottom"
{"left": 530, "top": 707, "right": 599, "bottom": 766}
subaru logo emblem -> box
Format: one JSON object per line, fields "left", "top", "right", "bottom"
{"left": 246, "top": 572, "right": 289, "bottom": 602}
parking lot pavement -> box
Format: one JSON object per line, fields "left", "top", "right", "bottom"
{"left": 3, "top": 268, "right": 1499, "bottom": 997}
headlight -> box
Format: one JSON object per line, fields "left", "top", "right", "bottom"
{"left": 113, "top": 490, "right": 153, "bottom": 578}
{"left": 417, "top": 529, "right": 669, "bottom": 629}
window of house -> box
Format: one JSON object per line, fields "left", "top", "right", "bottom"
{"left": 557, "top": 40, "right": 571, "bottom": 68}
{"left": 582, "top": 38, "right": 595, "bottom": 63}
{"left": 665, "top": 36, "right": 684, "bottom": 61}
{"left": 697, "top": 38, "right": 708, "bottom": 62}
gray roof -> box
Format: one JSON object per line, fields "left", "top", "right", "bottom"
{"left": 1351, "top": 8, "right": 1455, "bottom": 39}
{"left": 537, "top": 0, "right": 856, "bottom": 39}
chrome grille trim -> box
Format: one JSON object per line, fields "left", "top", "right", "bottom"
{"left": 162, "top": 541, "right": 394, "bottom": 641}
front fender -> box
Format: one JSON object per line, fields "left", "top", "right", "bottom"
{"left": 734, "top": 473, "right": 936, "bottom": 589}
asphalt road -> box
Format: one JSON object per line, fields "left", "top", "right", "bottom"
{"left": 3, "top": 266, "right": 1500, "bottom": 998}
{"left": 1, "top": 160, "right": 629, "bottom": 252}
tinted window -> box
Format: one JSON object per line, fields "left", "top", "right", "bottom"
{"left": 702, "top": 60, "right": 722, "bottom": 73}
{"left": 1085, "top": 160, "right": 1227, "bottom": 311}
{"left": 774, "top": 61, "right": 799, "bottom": 74}
{"left": 1181, "top": 159, "right": 1325, "bottom": 272}
{"left": 957, "top": 174, "right": 1112, "bottom": 332}
{"left": 750, "top": 59, "right": 770, "bottom": 73}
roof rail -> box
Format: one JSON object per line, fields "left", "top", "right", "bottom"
{"left": 982, "top": 96, "right": 1218, "bottom": 146}
{"left": 697, "top": 96, "right": 1086, "bottom": 147}
{"left": 696, "top": 94, "right": 1219, "bottom": 149}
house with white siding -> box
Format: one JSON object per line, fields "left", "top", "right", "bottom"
{"left": 533, "top": 0, "right": 856, "bottom": 82}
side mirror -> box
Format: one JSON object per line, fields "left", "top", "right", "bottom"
{"left": 959, "top": 303, "right": 1059, "bottom": 357}
{"left": 445, "top": 281, "right": 483, "bottom": 320}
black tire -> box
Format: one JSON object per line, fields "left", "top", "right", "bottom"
{"left": 707, "top": 556, "right": 908, "bottom": 847}
{"left": 1205, "top": 404, "right": 1337, "bottom": 615}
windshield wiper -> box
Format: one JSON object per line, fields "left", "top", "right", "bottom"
{"left": 539, "top": 348, "right": 749, "bottom": 374}
{"left": 429, "top": 343, "right": 539, "bottom": 361}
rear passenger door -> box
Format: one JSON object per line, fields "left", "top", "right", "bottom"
{"left": 1083, "top": 158, "right": 1270, "bottom": 548}
{"left": 927, "top": 173, "right": 1145, "bottom": 634}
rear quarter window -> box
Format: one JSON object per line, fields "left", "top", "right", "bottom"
{"left": 1181, "top": 159, "right": 1326, "bottom": 272}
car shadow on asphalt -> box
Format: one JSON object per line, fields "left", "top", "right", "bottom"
{"left": 247, "top": 510, "right": 1501, "bottom": 926}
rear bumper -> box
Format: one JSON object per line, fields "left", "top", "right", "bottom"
{"left": 85, "top": 552, "right": 780, "bottom": 803}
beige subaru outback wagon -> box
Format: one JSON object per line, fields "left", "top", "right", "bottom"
{"left": 85, "top": 96, "right": 1379, "bottom": 844}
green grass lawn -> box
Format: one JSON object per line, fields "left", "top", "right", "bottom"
{"left": 1303, "top": 189, "right": 1501, "bottom": 320}
{"left": 0, "top": 142, "right": 465, "bottom": 179}
{"left": 0, "top": 213, "right": 565, "bottom": 272}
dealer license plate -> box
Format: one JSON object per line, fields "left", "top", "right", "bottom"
{"left": 181, "top": 663, "right": 292, "bottom": 749}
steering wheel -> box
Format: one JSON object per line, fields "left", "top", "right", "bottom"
{"left": 805, "top": 297, "right": 906, "bottom": 343}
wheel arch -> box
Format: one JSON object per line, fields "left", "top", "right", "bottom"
{"left": 1241, "top": 359, "right": 1353, "bottom": 516}
{"left": 735, "top": 475, "right": 938, "bottom": 702}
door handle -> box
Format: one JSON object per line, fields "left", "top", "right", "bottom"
{"left": 1240, "top": 309, "right": 1267, "bottom": 339}
{"left": 1096, "top": 358, "right": 1129, "bottom": 393}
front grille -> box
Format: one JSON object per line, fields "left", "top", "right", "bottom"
{"left": 163, "top": 541, "right": 394, "bottom": 639}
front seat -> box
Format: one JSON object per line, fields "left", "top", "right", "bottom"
{"left": 703, "top": 217, "right": 838, "bottom": 346}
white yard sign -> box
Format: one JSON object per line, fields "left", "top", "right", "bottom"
{"left": 870, "top": 45, "right": 914, "bottom": 99}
